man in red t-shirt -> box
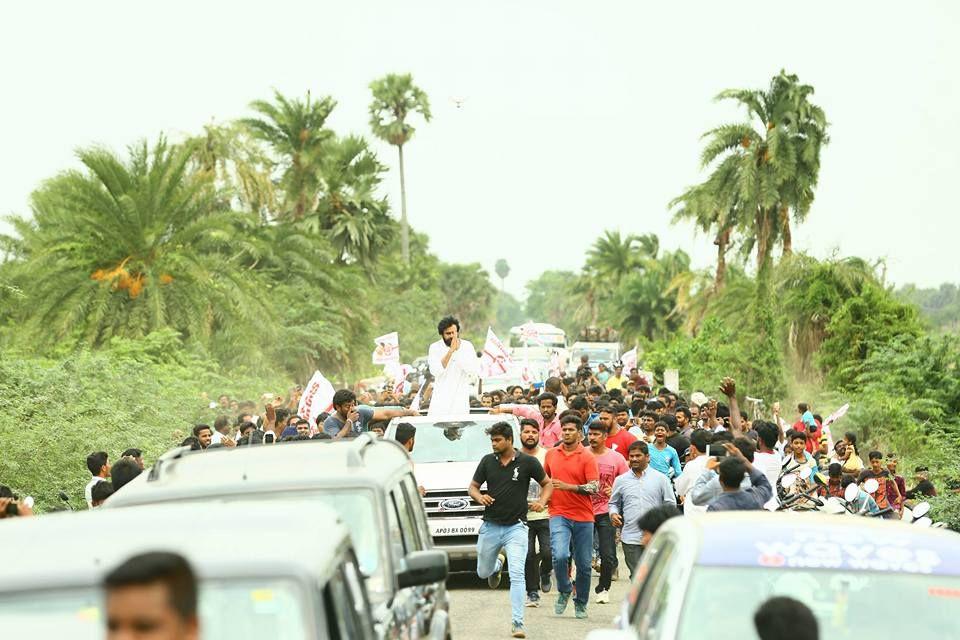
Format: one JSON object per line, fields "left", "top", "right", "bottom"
{"left": 545, "top": 414, "right": 600, "bottom": 620}
{"left": 601, "top": 404, "right": 636, "bottom": 461}
{"left": 587, "top": 419, "right": 628, "bottom": 604}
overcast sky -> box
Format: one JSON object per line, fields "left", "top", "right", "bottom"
{"left": 2, "top": 1, "right": 958, "bottom": 299}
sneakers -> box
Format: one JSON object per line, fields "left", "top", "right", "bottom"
{"left": 540, "top": 571, "right": 552, "bottom": 593}
{"left": 575, "top": 602, "right": 589, "bottom": 619}
{"left": 511, "top": 621, "right": 526, "bottom": 638}
{"left": 525, "top": 592, "right": 540, "bottom": 608}
{"left": 595, "top": 590, "right": 610, "bottom": 604}
{"left": 555, "top": 592, "right": 571, "bottom": 615}
{"left": 488, "top": 551, "right": 506, "bottom": 589}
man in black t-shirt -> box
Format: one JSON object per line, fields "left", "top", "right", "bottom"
{"left": 469, "top": 422, "right": 551, "bottom": 639}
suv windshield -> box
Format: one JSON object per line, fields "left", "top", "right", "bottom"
{"left": 409, "top": 420, "right": 504, "bottom": 463}
{"left": 0, "top": 579, "right": 310, "bottom": 639}
{"left": 675, "top": 567, "right": 960, "bottom": 639}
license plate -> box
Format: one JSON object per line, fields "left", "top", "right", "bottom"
{"left": 430, "top": 520, "right": 481, "bottom": 537}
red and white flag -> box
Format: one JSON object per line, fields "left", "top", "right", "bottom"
{"left": 621, "top": 347, "right": 638, "bottom": 372}
{"left": 480, "top": 327, "right": 513, "bottom": 377}
{"left": 297, "top": 370, "right": 335, "bottom": 434}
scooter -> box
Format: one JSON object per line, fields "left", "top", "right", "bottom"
{"left": 776, "top": 473, "right": 824, "bottom": 511}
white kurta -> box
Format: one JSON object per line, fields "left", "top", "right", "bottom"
{"left": 427, "top": 338, "right": 479, "bottom": 416}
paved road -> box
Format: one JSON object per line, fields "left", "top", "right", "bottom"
{"left": 448, "top": 550, "right": 632, "bottom": 640}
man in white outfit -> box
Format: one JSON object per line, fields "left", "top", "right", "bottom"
{"left": 428, "top": 316, "right": 479, "bottom": 416}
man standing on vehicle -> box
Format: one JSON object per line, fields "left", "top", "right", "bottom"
{"left": 609, "top": 440, "right": 675, "bottom": 580}
{"left": 469, "top": 422, "right": 552, "bottom": 639}
{"left": 586, "top": 419, "right": 627, "bottom": 604}
{"left": 428, "top": 316, "right": 480, "bottom": 416}
{"left": 491, "top": 392, "right": 563, "bottom": 448}
{"left": 544, "top": 414, "right": 599, "bottom": 620}
{"left": 518, "top": 418, "right": 552, "bottom": 608}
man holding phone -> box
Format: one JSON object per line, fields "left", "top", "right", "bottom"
{"left": 322, "top": 389, "right": 416, "bottom": 439}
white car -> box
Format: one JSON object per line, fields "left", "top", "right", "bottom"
{"left": 385, "top": 413, "right": 521, "bottom": 569}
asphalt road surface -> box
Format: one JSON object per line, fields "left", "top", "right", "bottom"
{"left": 448, "top": 550, "right": 632, "bottom": 640}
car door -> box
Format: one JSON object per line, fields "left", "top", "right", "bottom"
{"left": 324, "top": 549, "right": 377, "bottom": 640}
{"left": 629, "top": 534, "right": 679, "bottom": 639}
{"left": 383, "top": 479, "right": 422, "bottom": 639}
{"left": 399, "top": 473, "right": 447, "bottom": 636}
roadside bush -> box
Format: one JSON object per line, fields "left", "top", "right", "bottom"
{"left": 0, "top": 333, "right": 291, "bottom": 511}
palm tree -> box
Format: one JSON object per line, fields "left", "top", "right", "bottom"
{"left": 312, "top": 135, "right": 395, "bottom": 268}
{"left": 698, "top": 70, "right": 828, "bottom": 279}
{"left": 585, "top": 230, "right": 640, "bottom": 283}
{"left": 495, "top": 258, "right": 510, "bottom": 292}
{"left": 368, "top": 73, "right": 432, "bottom": 264}
{"left": 186, "top": 121, "right": 277, "bottom": 220}
{"left": 613, "top": 249, "right": 691, "bottom": 342}
{"left": 240, "top": 90, "right": 336, "bottom": 220}
{"left": 5, "top": 138, "right": 266, "bottom": 347}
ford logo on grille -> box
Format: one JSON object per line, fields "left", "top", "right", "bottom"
{"left": 439, "top": 498, "right": 470, "bottom": 511}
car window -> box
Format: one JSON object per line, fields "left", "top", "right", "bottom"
{"left": 630, "top": 535, "right": 677, "bottom": 635}
{"left": 324, "top": 561, "right": 369, "bottom": 640}
{"left": 385, "top": 486, "right": 406, "bottom": 566}
{"left": 391, "top": 482, "right": 421, "bottom": 552}
{"left": 400, "top": 475, "right": 431, "bottom": 549}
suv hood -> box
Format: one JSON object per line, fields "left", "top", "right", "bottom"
{"left": 414, "top": 461, "right": 478, "bottom": 492}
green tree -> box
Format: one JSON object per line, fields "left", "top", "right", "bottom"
{"left": 495, "top": 291, "right": 526, "bottom": 335}
{"left": 312, "top": 135, "right": 395, "bottom": 268}
{"left": 819, "top": 284, "right": 923, "bottom": 389}
{"left": 240, "top": 90, "right": 336, "bottom": 220}
{"left": 495, "top": 258, "right": 510, "bottom": 292}
{"left": 368, "top": 73, "right": 432, "bottom": 264}
{"left": 438, "top": 263, "right": 496, "bottom": 334}
{"left": 612, "top": 248, "right": 691, "bottom": 342}
{"left": 3, "top": 139, "right": 265, "bottom": 349}
{"left": 525, "top": 270, "right": 577, "bottom": 334}
{"left": 697, "top": 70, "right": 828, "bottom": 278}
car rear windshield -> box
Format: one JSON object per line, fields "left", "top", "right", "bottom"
{"left": 408, "top": 420, "right": 506, "bottom": 464}
{"left": 0, "top": 579, "right": 309, "bottom": 639}
{"left": 675, "top": 567, "right": 960, "bottom": 639}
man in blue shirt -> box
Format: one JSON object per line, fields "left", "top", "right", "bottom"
{"left": 609, "top": 440, "right": 675, "bottom": 580}
{"left": 322, "top": 389, "right": 416, "bottom": 438}
{"left": 707, "top": 443, "right": 773, "bottom": 512}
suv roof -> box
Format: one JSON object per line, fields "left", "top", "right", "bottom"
{"left": 663, "top": 512, "right": 960, "bottom": 575}
{"left": 106, "top": 435, "right": 412, "bottom": 508}
{"left": 0, "top": 501, "right": 349, "bottom": 593}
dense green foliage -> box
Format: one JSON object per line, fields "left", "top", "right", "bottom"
{"left": 0, "top": 331, "right": 291, "bottom": 511}
{"left": 896, "top": 283, "right": 960, "bottom": 333}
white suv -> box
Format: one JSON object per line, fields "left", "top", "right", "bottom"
{"left": 385, "top": 413, "right": 521, "bottom": 568}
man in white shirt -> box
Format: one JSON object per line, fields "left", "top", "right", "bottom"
{"left": 675, "top": 430, "right": 711, "bottom": 514}
{"left": 84, "top": 451, "right": 111, "bottom": 509}
{"left": 752, "top": 422, "right": 783, "bottom": 511}
{"left": 427, "top": 316, "right": 479, "bottom": 416}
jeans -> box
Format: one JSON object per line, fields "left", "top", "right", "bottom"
{"left": 594, "top": 513, "right": 616, "bottom": 592}
{"left": 622, "top": 542, "right": 644, "bottom": 581}
{"left": 524, "top": 518, "right": 552, "bottom": 593}
{"left": 550, "top": 516, "right": 593, "bottom": 606}
{"left": 477, "top": 520, "right": 529, "bottom": 625}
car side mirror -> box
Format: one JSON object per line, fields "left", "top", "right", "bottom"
{"left": 397, "top": 550, "right": 448, "bottom": 589}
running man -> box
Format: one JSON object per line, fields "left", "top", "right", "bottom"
{"left": 469, "top": 422, "right": 552, "bottom": 638}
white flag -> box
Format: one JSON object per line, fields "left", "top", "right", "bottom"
{"left": 822, "top": 403, "right": 850, "bottom": 427}
{"left": 410, "top": 384, "right": 424, "bottom": 412}
{"left": 519, "top": 322, "right": 544, "bottom": 345}
{"left": 480, "top": 327, "right": 513, "bottom": 377}
{"left": 620, "top": 347, "right": 638, "bottom": 372}
{"left": 372, "top": 332, "right": 400, "bottom": 365}
{"left": 297, "top": 370, "right": 335, "bottom": 434}
{"left": 384, "top": 363, "right": 413, "bottom": 396}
